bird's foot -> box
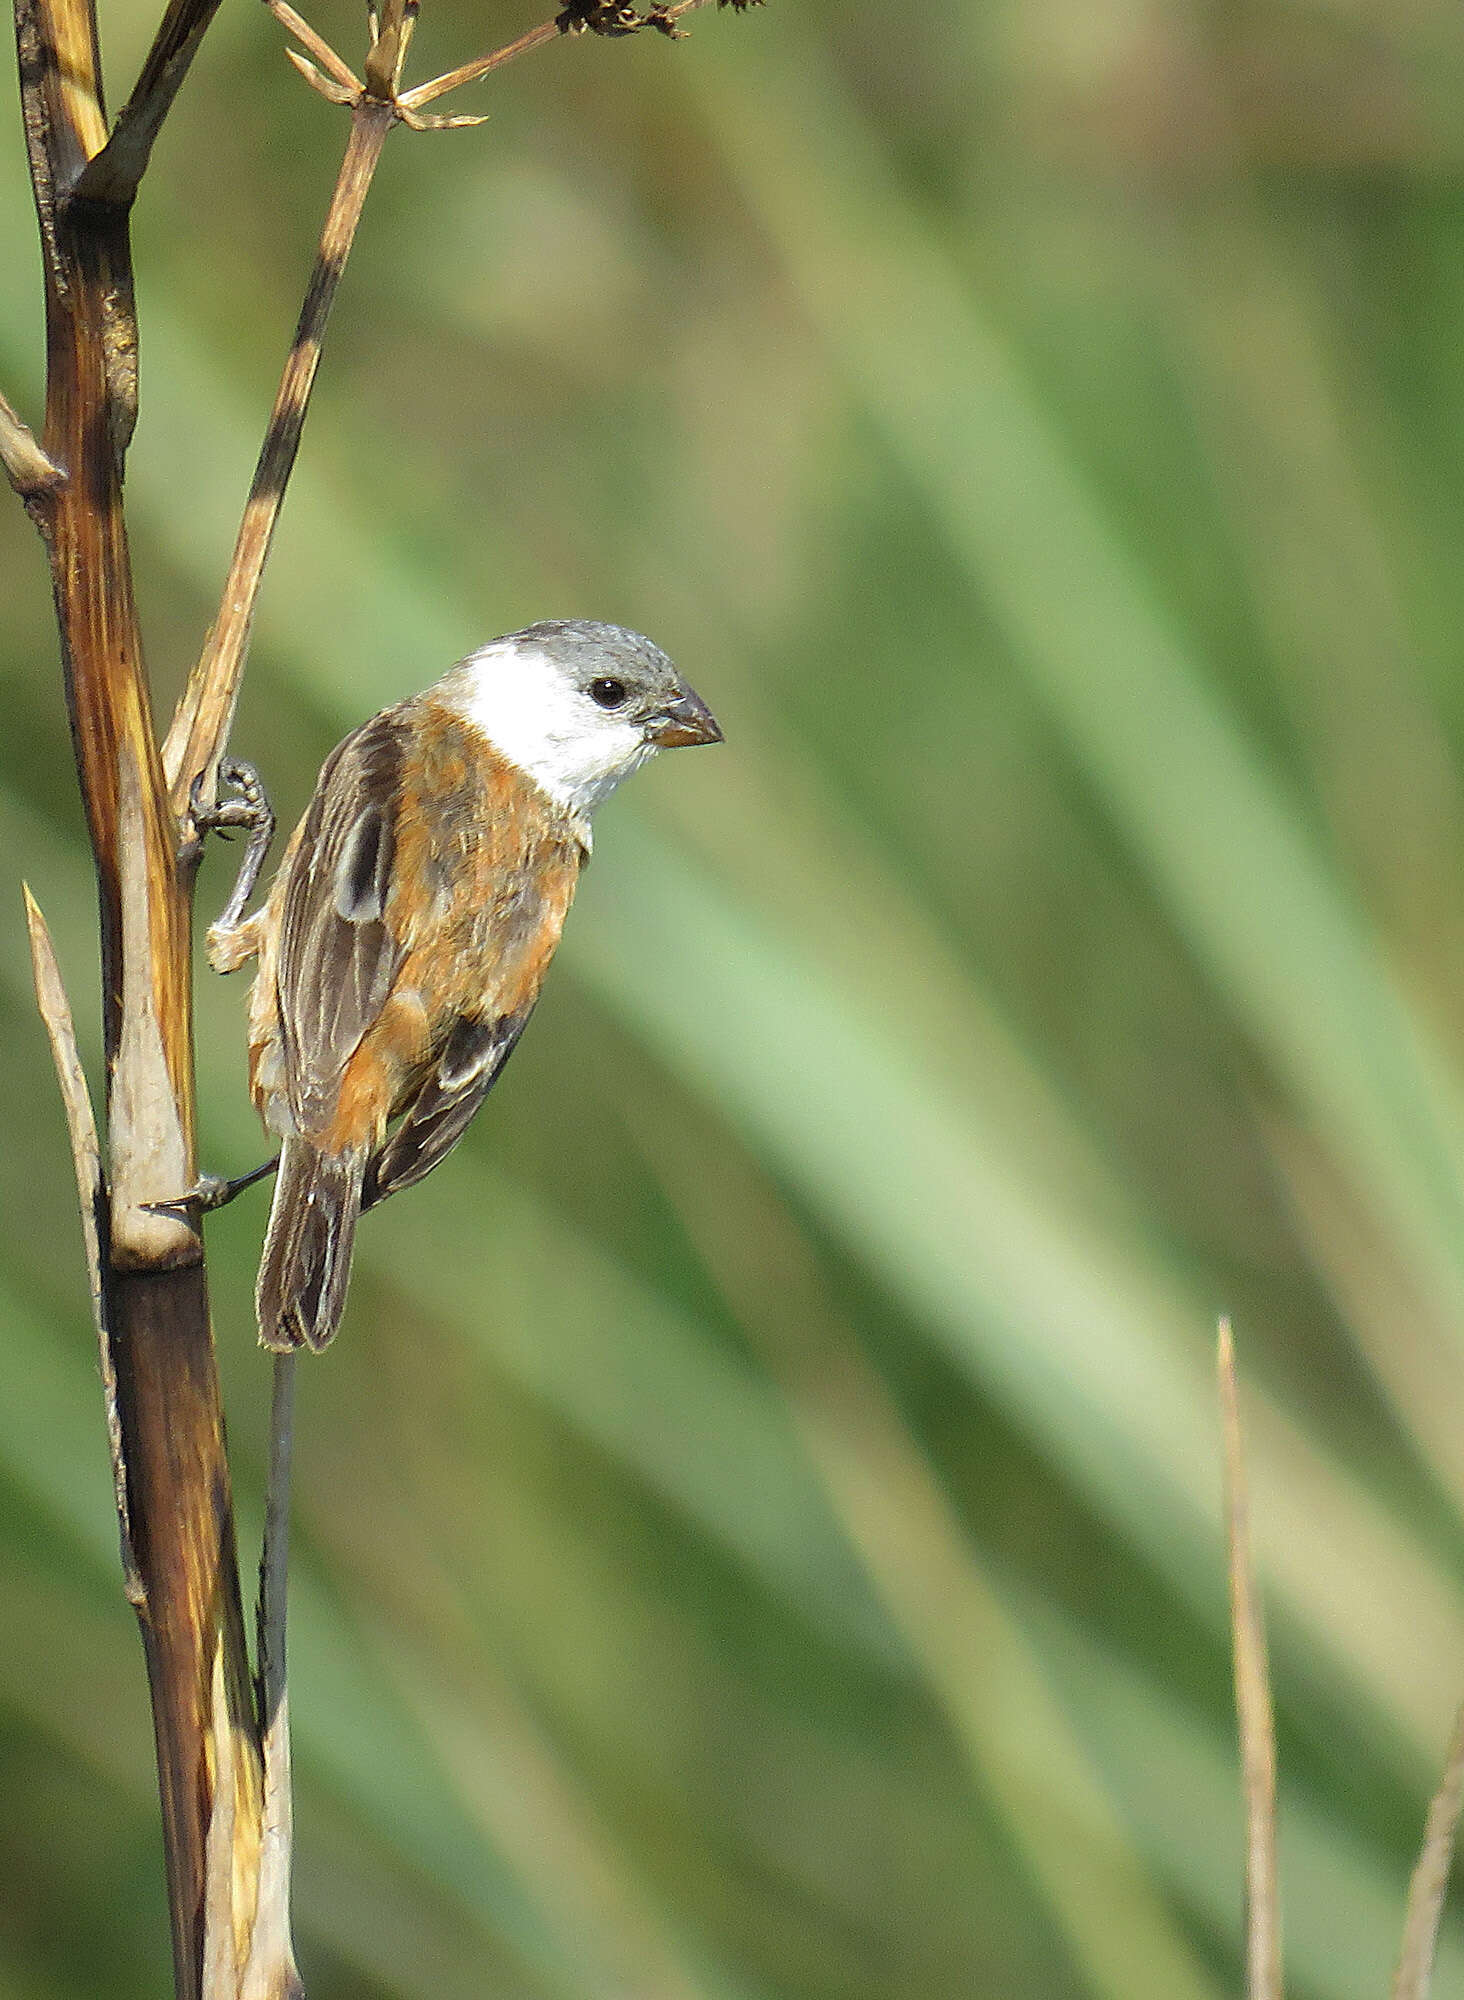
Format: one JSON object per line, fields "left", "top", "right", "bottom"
{"left": 190, "top": 758, "right": 277, "bottom": 950}
{"left": 143, "top": 1156, "right": 280, "bottom": 1216}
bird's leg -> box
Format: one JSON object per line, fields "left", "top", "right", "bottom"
{"left": 168, "top": 757, "right": 279, "bottom": 1215}
{"left": 144, "top": 1155, "right": 280, "bottom": 1217}
{"left": 193, "top": 757, "right": 276, "bottom": 934}
{"left": 191, "top": 758, "right": 277, "bottom": 972}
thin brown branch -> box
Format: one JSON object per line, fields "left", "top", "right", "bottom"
{"left": 265, "top": 0, "right": 362, "bottom": 99}
{"left": 74, "top": 0, "right": 228, "bottom": 204}
{"left": 162, "top": 94, "right": 395, "bottom": 811}
{"left": 0, "top": 386, "right": 64, "bottom": 496}
{"left": 1219, "top": 1320, "right": 1283, "bottom": 2000}
{"left": 285, "top": 50, "right": 357, "bottom": 108}
{"left": 396, "top": 17, "right": 560, "bottom": 112}
{"left": 399, "top": 0, "right": 717, "bottom": 116}
{"left": 1392, "top": 1700, "right": 1464, "bottom": 2000}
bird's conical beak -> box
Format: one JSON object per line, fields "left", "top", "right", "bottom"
{"left": 647, "top": 685, "right": 723, "bottom": 748}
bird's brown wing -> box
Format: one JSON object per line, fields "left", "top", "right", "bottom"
{"left": 274, "top": 708, "right": 412, "bottom": 1138}
{"left": 361, "top": 1007, "right": 531, "bottom": 1209}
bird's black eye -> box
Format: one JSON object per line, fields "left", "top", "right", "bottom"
{"left": 589, "top": 676, "right": 628, "bottom": 709}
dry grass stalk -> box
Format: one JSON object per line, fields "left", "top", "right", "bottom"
{"left": 1219, "top": 1319, "right": 1284, "bottom": 2000}
{"left": 1391, "top": 1700, "right": 1464, "bottom": 2000}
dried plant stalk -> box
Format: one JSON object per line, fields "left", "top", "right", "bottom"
{"left": 1391, "top": 1700, "right": 1464, "bottom": 2000}
{"left": 161, "top": 93, "right": 395, "bottom": 810}
{"left": 13, "top": 0, "right": 264, "bottom": 1986}
{"left": 1219, "top": 1320, "right": 1283, "bottom": 2000}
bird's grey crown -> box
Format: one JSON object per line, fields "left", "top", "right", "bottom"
{"left": 508, "top": 619, "right": 680, "bottom": 699}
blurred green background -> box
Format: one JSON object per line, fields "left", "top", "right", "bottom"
{"left": 5, "top": 0, "right": 1464, "bottom": 1992}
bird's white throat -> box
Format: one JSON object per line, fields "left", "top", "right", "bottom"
{"left": 444, "top": 640, "right": 655, "bottom": 819}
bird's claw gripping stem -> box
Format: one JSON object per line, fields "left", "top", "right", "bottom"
{"left": 190, "top": 757, "right": 276, "bottom": 933}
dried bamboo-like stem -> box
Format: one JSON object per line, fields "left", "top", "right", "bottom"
{"left": 12, "top": 0, "right": 263, "bottom": 1988}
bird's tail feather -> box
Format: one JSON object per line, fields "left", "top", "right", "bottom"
{"left": 255, "top": 1136, "right": 366, "bottom": 1352}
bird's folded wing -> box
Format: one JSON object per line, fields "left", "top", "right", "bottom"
{"left": 362, "top": 1008, "right": 530, "bottom": 1207}
{"left": 276, "top": 708, "right": 412, "bottom": 1136}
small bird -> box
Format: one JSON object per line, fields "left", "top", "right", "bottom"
{"left": 207, "top": 620, "right": 721, "bottom": 1352}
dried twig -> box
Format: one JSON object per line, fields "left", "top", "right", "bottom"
{"left": 161, "top": 89, "right": 398, "bottom": 812}
{"left": 269, "top": 0, "right": 363, "bottom": 94}
{"left": 0, "top": 387, "right": 64, "bottom": 497}
{"left": 396, "top": 17, "right": 562, "bottom": 112}
{"left": 75, "top": 0, "right": 231, "bottom": 203}
{"left": 1391, "top": 1700, "right": 1464, "bottom": 2000}
{"left": 1219, "top": 1319, "right": 1283, "bottom": 2000}
{"left": 401, "top": 0, "right": 715, "bottom": 113}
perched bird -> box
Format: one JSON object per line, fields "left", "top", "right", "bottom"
{"left": 207, "top": 620, "right": 721, "bottom": 1352}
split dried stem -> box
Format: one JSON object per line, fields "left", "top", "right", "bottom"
{"left": 23, "top": 886, "right": 137, "bottom": 1595}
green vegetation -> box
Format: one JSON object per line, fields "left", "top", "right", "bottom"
{"left": 4, "top": 1, "right": 1464, "bottom": 1992}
